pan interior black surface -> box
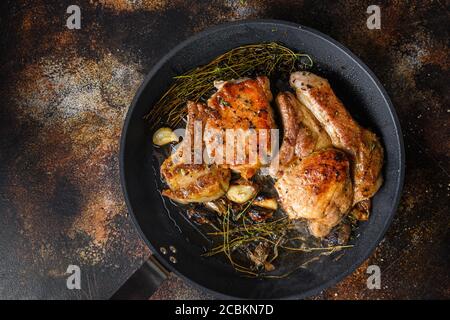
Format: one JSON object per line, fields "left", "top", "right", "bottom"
{"left": 120, "top": 20, "right": 404, "bottom": 299}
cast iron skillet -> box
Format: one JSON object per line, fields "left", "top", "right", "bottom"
{"left": 117, "top": 20, "right": 404, "bottom": 299}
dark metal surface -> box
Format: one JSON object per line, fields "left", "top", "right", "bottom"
{"left": 0, "top": 0, "right": 448, "bottom": 299}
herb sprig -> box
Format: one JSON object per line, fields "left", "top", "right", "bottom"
{"left": 145, "top": 43, "right": 313, "bottom": 129}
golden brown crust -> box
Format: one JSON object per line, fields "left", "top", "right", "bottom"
{"left": 207, "top": 77, "right": 274, "bottom": 132}
{"left": 290, "top": 72, "right": 384, "bottom": 205}
{"left": 275, "top": 92, "right": 301, "bottom": 166}
{"left": 275, "top": 149, "right": 353, "bottom": 237}
{"left": 274, "top": 92, "right": 331, "bottom": 169}
{"left": 160, "top": 101, "right": 231, "bottom": 204}
{"left": 204, "top": 76, "right": 276, "bottom": 179}
{"left": 270, "top": 92, "right": 331, "bottom": 177}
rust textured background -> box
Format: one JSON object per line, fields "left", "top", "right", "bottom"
{"left": 0, "top": 0, "right": 448, "bottom": 299}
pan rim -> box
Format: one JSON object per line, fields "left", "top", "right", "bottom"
{"left": 119, "top": 19, "right": 405, "bottom": 300}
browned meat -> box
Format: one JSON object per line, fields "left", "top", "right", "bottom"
{"left": 161, "top": 101, "right": 230, "bottom": 204}
{"left": 274, "top": 92, "right": 331, "bottom": 170}
{"left": 290, "top": 71, "right": 384, "bottom": 207}
{"left": 275, "top": 149, "right": 353, "bottom": 237}
{"left": 204, "top": 76, "right": 276, "bottom": 179}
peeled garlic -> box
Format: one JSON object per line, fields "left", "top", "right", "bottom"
{"left": 226, "top": 184, "right": 257, "bottom": 204}
{"left": 152, "top": 127, "right": 178, "bottom": 146}
{"left": 205, "top": 200, "right": 226, "bottom": 215}
{"left": 253, "top": 195, "right": 278, "bottom": 210}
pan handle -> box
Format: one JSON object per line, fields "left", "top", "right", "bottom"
{"left": 111, "top": 254, "right": 170, "bottom": 300}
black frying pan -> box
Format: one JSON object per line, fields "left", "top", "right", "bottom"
{"left": 117, "top": 20, "right": 405, "bottom": 299}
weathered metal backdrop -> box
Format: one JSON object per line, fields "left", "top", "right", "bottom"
{"left": 0, "top": 0, "right": 448, "bottom": 299}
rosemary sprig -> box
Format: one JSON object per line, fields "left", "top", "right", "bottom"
{"left": 202, "top": 202, "right": 353, "bottom": 277}
{"left": 144, "top": 43, "right": 313, "bottom": 129}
